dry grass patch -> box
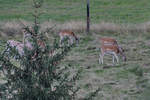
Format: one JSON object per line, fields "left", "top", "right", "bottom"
{"left": 0, "top": 20, "right": 31, "bottom": 37}
{"left": 1, "top": 20, "right": 150, "bottom": 37}
{"left": 91, "top": 22, "right": 121, "bottom": 33}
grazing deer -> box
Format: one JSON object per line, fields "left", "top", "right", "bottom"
{"left": 3, "top": 27, "right": 35, "bottom": 59}
{"left": 22, "top": 28, "right": 34, "bottom": 50}
{"left": 22, "top": 28, "right": 46, "bottom": 50}
{"left": 59, "top": 30, "right": 79, "bottom": 46}
{"left": 22, "top": 28, "right": 46, "bottom": 59}
{"left": 22, "top": 27, "right": 58, "bottom": 58}
{"left": 3, "top": 27, "right": 48, "bottom": 60}
{"left": 3, "top": 40, "right": 24, "bottom": 59}
{"left": 100, "top": 37, "right": 118, "bottom": 45}
{"left": 99, "top": 37, "right": 126, "bottom": 64}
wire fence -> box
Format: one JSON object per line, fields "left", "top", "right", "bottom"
{"left": 46, "top": 0, "right": 150, "bottom": 25}
{"left": 91, "top": 6, "right": 150, "bottom": 24}
{"left": 1, "top": 0, "right": 150, "bottom": 35}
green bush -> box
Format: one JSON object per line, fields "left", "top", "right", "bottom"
{"left": 0, "top": 0, "right": 80, "bottom": 99}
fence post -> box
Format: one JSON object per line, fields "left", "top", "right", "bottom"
{"left": 86, "top": 0, "right": 90, "bottom": 34}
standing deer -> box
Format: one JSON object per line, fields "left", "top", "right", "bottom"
{"left": 100, "top": 37, "right": 118, "bottom": 45}
{"left": 3, "top": 27, "right": 56, "bottom": 60}
{"left": 99, "top": 37, "right": 126, "bottom": 64}
{"left": 22, "top": 27, "right": 47, "bottom": 58}
{"left": 22, "top": 27, "right": 34, "bottom": 50}
{"left": 22, "top": 27, "right": 58, "bottom": 57}
{"left": 59, "top": 30, "right": 79, "bottom": 46}
{"left": 3, "top": 40, "right": 24, "bottom": 59}
{"left": 22, "top": 27, "right": 46, "bottom": 50}
{"left": 2, "top": 28, "right": 34, "bottom": 59}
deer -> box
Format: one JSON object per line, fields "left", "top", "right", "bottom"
{"left": 22, "top": 27, "right": 47, "bottom": 58}
{"left": 22, "top": 27, "right": 47, "bottom": 50}
{"left": 99, "top": 37, "right": 126, "bottom": 64}
{"left": 100, "top": 37, "right": 118, "bottom": 45}
{"left": 22, "top": 27, "right": 57, "bottom": 58}
{"left": 2, "top": 27, "right": 55, "bottom": 60}
{"left": 2, "top": 27, "right": 35, "bottom": 59}
{"left": 3, "top": 40, "right": 25, "bottom": 59}
{"left": 59, "top": 30, "right": 79, "bottom": 47}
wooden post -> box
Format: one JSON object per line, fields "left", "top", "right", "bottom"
{"left": 86, "top": 0, "right": 90, "bottom": 34}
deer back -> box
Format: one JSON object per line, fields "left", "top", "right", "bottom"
{"left": 100, "top": 37, "right": 118, "bottom": 45}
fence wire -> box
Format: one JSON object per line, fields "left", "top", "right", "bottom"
{"left": 47, "top": 0, "right": 150, "bottom": 24}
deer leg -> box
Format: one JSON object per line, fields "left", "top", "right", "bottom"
{"left": 71, "top": 38, "right": 74, "bottom": 45}
{"left": 113, "top": 52, "right": 119, "bottom": 63}
{"left": 99, "top": 53, "right": 104, "bottom": 64}
{"left": 60, "top": 37, "right": 64, "bottom": 47}
{"left": 99, "top": 53, "right": 102, "bottom": 64}
{"left": 68, "top": 39, "right": 71, "bottom": 46}
{"left": 113, "top": 55, "right": 115, "bottom": 63}
{"left": 69, "top": 37, "right": 74, "bottom": 46}
{"left": 99, "top": 53, "right": 101, "bottom": 64}
{"left": 122, "top": 53, "right": 127, "bottom": 61}
{"left": 59, "top": 39, "right": 62, "bottom": 47}
{"left": 76, "top": 38, "right": 79, "bottom": 46}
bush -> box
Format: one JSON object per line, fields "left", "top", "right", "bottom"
{"left": 0, "top": 0, "right": 100, "bottom": 99}
{"left": 0, "top": 0, "right": 80, "bottom": 99}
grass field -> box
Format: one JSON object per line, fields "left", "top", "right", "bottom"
{"left": 0, "top": 0, "right": 150, "bottom": 23}
{"left": 53, "top": 30, "right": 150, "bottom": 99}
{"left": 1, "top": 31, "right": 150, "bottom": 100}
{"left": 1, "top": 0, "right": 150, "bottom": 100}
{"left": 66, "top": 32, "right": 150, "bottom": 100}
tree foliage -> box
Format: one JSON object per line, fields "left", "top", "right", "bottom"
{"left": 0, "top": 0, "right": 101, "bottom": 100}
{"left": 0, "top": 0, "right": 80, "bottom": 100}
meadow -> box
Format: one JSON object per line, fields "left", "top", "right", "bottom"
{"left": 0, "top": 0, "right": 150, "bottom": 99}
{"left": 0, "top": 0, "right": 150, "bottom": 23}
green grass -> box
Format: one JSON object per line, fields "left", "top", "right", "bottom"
{"left": 0, "top": 0, "right": 150, "bottom": 23}
{"left": 1, "top": 30, "right": 150, "bottom": 99}
{"left": 58, "top": 31, "right": 150, "bottom": 99}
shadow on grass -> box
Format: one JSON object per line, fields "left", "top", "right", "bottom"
{"left": 101, "top": 63, "right": 127, "bottom": 69}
